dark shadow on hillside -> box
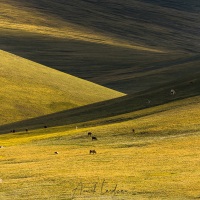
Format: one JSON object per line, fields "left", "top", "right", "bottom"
{"left": 0, "top": 73, "right": 200, "bottom": 134}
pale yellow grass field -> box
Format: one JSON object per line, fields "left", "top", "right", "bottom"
{"left": 0, "top": 132, "right": 199, "bottom": 200}
{"left": 0, "top": 97, "right": 200, "bottom": 199}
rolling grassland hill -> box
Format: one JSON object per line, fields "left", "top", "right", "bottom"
{"left": 0, "top": 78, "right": 200, "bottom": 199}
{"left": 24, "top": 0, "right": 200, "bottom": 52}
{"left": 0, "top": 50, "right": 124, "bottom": 125}
{"left": 0, "top": 68, "right": 199, "bottom": 133}
{"left": 1, "top": 0, "right": 200, "bottom": 93}
{"left": 1, "top": 1, "right": 200, "bottom": 199}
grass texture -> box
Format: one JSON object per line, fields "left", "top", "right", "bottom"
{"left": 0, "top": 96, "right": 200, "bottom": 199}
{"left": 0, "top": 50, "right": 124, "bottom": 125}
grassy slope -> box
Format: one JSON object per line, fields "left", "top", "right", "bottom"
{"left": 13, "top": 0, "right": 200, "bottom": 53}
{"left": 0, "top": 50, "right": 124, "bottom": 125}
{"left": 0, "top": 1, "right": 200, "bottom": 199}
{"left": 0, "top": 93, "right": 200, "bottom": 199}
{"left": 0, "top": 67, "right": 199, "bottom": 133}
{"left": 1, "top": 0, "right": 200, "bottom": 93}
{"left": 0, "top": 0, "right": 161, "bottom": 52}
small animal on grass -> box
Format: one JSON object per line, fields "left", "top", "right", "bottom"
{"left": 0, "top": 146, "right": 3, "bottom": 148}
{"left": 88, "top": 132, "right": 92, "bottom": 136}
{"left": 54, "top": 152, "right": 59, "bottom": 154}
{"left": 89, "top": 150, "right": 96, "bottom": 154}
{"left": 92, "top": 136, "right": 97, "bottom": 141}
{"left": 44, "top": 125, "right": 48, "bottom": 128}
{"left": 25, "top": 129, "right": 28, "bottom": 132}
{"left": 170, "top": 89, "right": 176, "bottom": 95}
{"left": 132, "top": 129, "right": 135, "bottom": 133}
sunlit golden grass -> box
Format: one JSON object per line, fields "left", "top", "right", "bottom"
{"left": 0, "top": 50, "right": 124, "bottom": 125}
{"left": 1, "top": 96, "right": 200, "bottom": 146}
{"left": 0, "top": 1, "right": 163, "bottom": 53}
{"left": 0, "top": 97, "right": 200, "bottom": 199}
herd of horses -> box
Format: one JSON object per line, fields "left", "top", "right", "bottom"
{"left": 8, "top": 126, "right": 98, "bottom": 155}
{"left": 3, "top": 89, "right": 178, "bottom": 156}
{"left": 88, "top": 132, "right": 97, "bottom": 154}
{"left": 54, "top": 132, "right": 98, "bottom": 155}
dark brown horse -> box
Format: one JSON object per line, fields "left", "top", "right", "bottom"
{"left": 92, "top": 136, "right": 97, "bottom": 141}
{"left": 88, "top": 132, "right": 92, "bottom": 136}
{"left": 89, "top": 150, "right": 96, "bottom": 154}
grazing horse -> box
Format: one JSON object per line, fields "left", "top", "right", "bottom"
{"left": 170, "top": 89, "right": 176, "bottom": 95}
{"left": 92, "top": 136, "right": 97, "bottom": 141}
{"left": 90, "top": 150, "right": 96, "bottom": 154}
{"left": 88, "top": 132, "right": 92, "bottom": 137}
